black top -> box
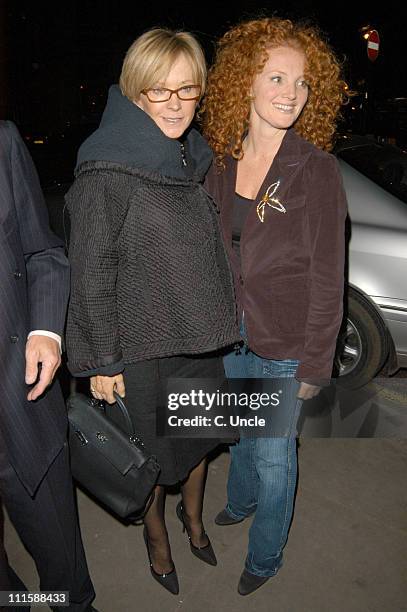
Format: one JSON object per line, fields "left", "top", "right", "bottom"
{"left": 232, "top": 192, "right": 254, "bottom": 262}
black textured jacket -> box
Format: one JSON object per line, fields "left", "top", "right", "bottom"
{"left": 66, "top": 86, "right": 238, "bottom": 376}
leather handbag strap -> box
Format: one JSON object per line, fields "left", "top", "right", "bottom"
{"left": 112, "top": 391, "right": 135, "bottom": 434}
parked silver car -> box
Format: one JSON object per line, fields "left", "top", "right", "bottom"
{"left": 334, "top": 136, "right": 407, "bottom": 387}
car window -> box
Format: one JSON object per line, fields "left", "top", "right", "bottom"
{"left": 336, "top": 144, "right": 407, "bottom": 204}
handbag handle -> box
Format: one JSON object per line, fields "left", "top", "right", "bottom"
{"left": 113, "top": 391, "right": 135, "bottom": 435}
{"left": 91, "top": 391, "right": 135, "bottom": 435}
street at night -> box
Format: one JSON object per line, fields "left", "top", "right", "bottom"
{"left": 1, "top": 2, "right": 406, "bottom": 612}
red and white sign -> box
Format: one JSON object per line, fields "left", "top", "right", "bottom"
{"left": 367, "top": 30, "right": 380, "bottom": 62}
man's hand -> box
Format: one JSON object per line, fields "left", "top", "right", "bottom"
{"left": 90, "top": 374, "right": 125, "bottom": 404}
{"left": 297, "top": 381, "right": 321, "bottom": 401}
{"left": 25, "top": 336, "right": 61, "bottom": 401}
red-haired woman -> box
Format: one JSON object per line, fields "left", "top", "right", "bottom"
{"left": 203, "top": 17, "right": 348, "bottom": 595}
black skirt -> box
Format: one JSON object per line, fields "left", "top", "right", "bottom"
{"left": 107, "top": 353, "right": 224, "bottom": 486}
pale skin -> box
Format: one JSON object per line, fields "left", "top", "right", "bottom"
{"left": 237, "top": 45, "right": 320, "bottom": 401}
{"left": 90, "top": 373, "right": 125, "bottom": 404}
{"left": 25, "top": 336, "right": 61, "bottom": 401}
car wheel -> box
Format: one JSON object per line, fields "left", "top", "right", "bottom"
{"left": 335, "top": 289, "right": 389, "bottom": 388}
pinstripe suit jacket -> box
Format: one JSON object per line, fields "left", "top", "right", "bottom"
{"left": 0, "top": 121, "right": 70, "bottom": 496}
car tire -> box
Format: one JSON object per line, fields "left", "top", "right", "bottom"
{"left": 335, "top": 289, "right": 389, "bottom": 388}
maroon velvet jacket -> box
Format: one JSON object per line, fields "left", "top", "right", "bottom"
{"left": 205, "top": 128, "right": 348, "bottom": 385}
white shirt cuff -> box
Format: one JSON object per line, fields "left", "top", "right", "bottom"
{"left": 27, "top": 331, "right": 62, "bottom": 353}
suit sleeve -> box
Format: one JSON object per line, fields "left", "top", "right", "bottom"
{"left": 296, "top": 155, "right": 347, "bottom": 385}
{"left": 9, "top": 122, "right": 70, "bottom": 336}
{"left": 65, "top": 171, "right": 125, "bottom": 377}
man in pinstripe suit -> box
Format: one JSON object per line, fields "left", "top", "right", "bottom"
{"left": 0, "top": 121, "right": 95, "bottom": 611}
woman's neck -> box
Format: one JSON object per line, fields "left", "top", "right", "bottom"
{"left": 243, "top": 125, "right": 287, "bottom": 160}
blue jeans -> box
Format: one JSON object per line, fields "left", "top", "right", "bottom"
{"left": 223, "top": 323, "right": 301, "bottom": 577}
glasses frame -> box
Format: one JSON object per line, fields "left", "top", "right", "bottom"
{"left": 141, "top": 85, "right": 201, "bottom": 103}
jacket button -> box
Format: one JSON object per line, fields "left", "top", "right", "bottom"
{"left": 10, "top": 335, "right": 19, "bottom": 343}
{"left": 13, "top": 271, "right": 22, "bottom": 279}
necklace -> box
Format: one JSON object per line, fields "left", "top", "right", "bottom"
{"left": 180, "top": 143, "right": 187, "bottom": 167}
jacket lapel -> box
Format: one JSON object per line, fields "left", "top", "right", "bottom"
{"left": 219, "top": 129, "right": 312, "bottom": 243}
{"left": 218, "top": 157, "right": 237, "bottom": 249}
{"left": 254, "top": 129, "right": 312, "bottom": 213}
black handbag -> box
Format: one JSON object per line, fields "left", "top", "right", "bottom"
{"left": 67, "top": 391, "right": 160, "bottom": 521}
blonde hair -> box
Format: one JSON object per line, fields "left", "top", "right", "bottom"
{"left": 119, "top": 28, "right": 206, "bottom": 101}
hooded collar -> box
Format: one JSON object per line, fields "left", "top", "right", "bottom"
{"left": 76, "top": 85, "right": 212, "bottom": 181}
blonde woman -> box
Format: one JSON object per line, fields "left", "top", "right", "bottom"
{"left": 66, "top": 29, "right": 238, "bottom": 595}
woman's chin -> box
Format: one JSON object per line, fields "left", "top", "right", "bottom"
{"left": 160, "top": 121, "right": 188, "bottom": 139}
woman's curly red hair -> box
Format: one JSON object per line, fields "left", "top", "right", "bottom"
{"left": 201, "top": 17, "right": 349, "bottom": 164}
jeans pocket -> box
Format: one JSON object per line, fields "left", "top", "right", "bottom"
{"left": 262, "top": 359, "right": 299, "bottom": 378}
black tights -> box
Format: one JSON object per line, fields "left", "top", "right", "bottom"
{"left": 143, "top": 457, "right": 209, "bottom": 573}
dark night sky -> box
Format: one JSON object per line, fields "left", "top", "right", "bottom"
{"left": 7, "top": 0, "right": 407, "bottom": 131}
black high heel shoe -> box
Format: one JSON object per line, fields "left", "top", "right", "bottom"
{"left": 142, "top": 527, "right": 179, "bottom": 595}
{"left": 176, "top": 501, "right": 217, "bottom": 566}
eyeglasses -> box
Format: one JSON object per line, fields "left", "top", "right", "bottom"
{"left": 141, "top": 85, "right": 201, "bottom": 103}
